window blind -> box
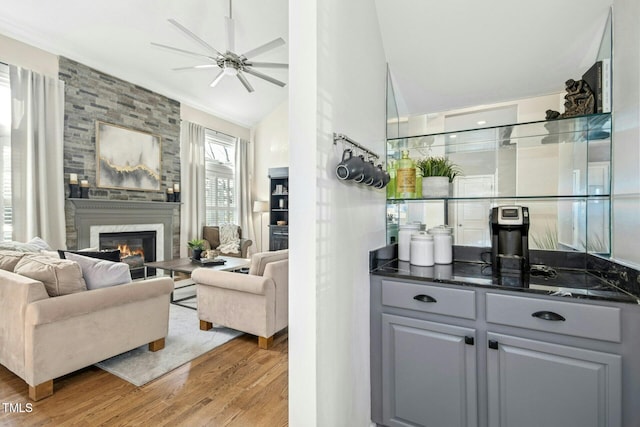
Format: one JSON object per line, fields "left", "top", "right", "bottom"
{"left": 204, "top": 129, "right": 237, "bottom": 225}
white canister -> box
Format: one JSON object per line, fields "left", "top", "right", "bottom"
{"left": 410, "top": 231, "right": 434, "bottom": 266}
{"left": 398, "top": 223, "right": 421, "bottom": 261}
{"left": 428, "top": 226, "right": 453, "bottom": 264}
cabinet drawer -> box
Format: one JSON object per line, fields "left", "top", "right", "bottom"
{"left": 486, "top": 293, "right": 621, "bottom": 342}
{"left": 382, "top": 280, "right": 476, "bottom": 319}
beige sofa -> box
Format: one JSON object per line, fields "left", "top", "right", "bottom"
{"left": 192, "top": 250, "right": 288, "bottom": 349}
{"left": 0, "top": 268, "right": 173, "bottom": 400}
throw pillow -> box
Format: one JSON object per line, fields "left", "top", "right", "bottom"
{"left": 0, "top": 250, "right": 27, "bottom": 271}
{"left": 27, "top": 237, "right": 52, "bottom": 251}
{"left": 216, "top": 223, "right": 240, "bottom": 254}
{"left": 0, "top": 240, "right": 44, "bottom": 252}
{"left": 58, "top": 249, "right": 121, "bottom": 262}
{"left": 64, "top": 252, "right": 132, "bottom": 290}
{"left": 14, "top": 255, "right": 87, "bottom": 297}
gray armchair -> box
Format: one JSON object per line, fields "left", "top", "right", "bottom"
{"left": 202, "top": 226, "right": 252, "bottom": 258}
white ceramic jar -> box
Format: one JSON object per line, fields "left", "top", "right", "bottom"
{"left": 398, "top": 223, "right": 421, "bottom": 261}
{"left": 410, "top": 231, "right": 434, "bottom": 266}
{"left": 428, "top": 225, "right": 453, "bottom": 264}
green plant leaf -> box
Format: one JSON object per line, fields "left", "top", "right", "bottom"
{"left": 415, "top": 156, "right": 462, "bottom": 182}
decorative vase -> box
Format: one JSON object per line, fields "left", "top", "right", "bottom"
{"left": 192, "top": 248, "right": 203, "bottom": 260}
{"left": 422, "top": 176, "right": 450, "bottom": 198}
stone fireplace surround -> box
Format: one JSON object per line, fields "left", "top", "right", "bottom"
{"left": 69, "top": 199, "right": 179, "bottom": 261}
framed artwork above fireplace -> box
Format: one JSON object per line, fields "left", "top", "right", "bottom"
{"left": 96, "top": 121, "right": 162, "bottom": 191}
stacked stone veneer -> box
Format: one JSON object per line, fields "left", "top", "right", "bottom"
{"left": 59, "top": 57, "right": 181, "bottom": 255}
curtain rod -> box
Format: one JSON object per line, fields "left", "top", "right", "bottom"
{"left": 180, "top": 119, "right": 248, "bottom": 142}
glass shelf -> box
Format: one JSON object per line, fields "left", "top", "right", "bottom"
{"left": 388, "top": 194, "right": 610, "bottom": 202}
{"left": 387, "top": 113, "right": 611, "bottom": 152}
{"left": 385, "top": 113, "right": 612, "bottom": 256}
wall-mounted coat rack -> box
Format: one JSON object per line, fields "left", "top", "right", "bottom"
{"left": 333, "top": 133, "right": 380, "bottom": 160}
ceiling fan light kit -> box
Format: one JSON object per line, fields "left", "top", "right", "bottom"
{"left": 152, "top": 0, "right": 288, "bottom": 93}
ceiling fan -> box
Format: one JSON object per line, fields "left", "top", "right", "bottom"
{"left": 151, "top": 0, "right": 288, "bottom": 93}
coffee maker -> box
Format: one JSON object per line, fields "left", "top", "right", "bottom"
{"left": 490, "top": 206, "right": 530, "bottom": 277}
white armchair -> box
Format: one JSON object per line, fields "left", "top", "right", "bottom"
{"left": 191, "top": 250, "right": 288, "bottom": 349}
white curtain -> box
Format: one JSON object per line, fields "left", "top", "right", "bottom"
{"left": 179, "top": 121, "right": 206, "bottom": 257}
{"left": 235, "top": 138, "right": 256, "bottom": 255}
{"left": 9, "top": 65, "right": 66, "bottom": 249}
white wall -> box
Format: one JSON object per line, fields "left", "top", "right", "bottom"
{"left": 405, "top": 93, "right": 564, "bottom": 136}
{"left": 0, "top": 33, "right": 58, "bottom": 76}
{"left": 180, "top": 104, "right": 250, "bottom": 140}
{"left": 289, "top": 0, "right": 387, "bottom": 425}
{"left": 612, "top": 0, "right": 640, "bottom": 267}
{"left": 252, "top": 99, "right": 289, "bottom": 252}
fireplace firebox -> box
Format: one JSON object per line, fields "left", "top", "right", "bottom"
{"left": 99, "top": 231, "right": 156, "bottom": 279}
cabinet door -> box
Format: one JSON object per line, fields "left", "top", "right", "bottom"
{"left": 382, "top": 314, "right": 477, "bottom": 427}
{"left": 487, "top": 333, "right": 621, "bottom": 427}
{"left": 269, "top": 227, "right": 288, "bottom": 251}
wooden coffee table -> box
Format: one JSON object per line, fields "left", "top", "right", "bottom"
{"left": 144, "top": 256, "right": 250, "bottom": 309}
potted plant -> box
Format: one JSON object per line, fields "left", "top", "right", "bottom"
{"left": 187, "top": 238, "right": 206, "bottom": 260}
{"left": 416, "top": 156, "right": 461, "bottom": 197}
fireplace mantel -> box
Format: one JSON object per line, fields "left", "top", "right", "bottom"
{"left": 69, "top": 199, "right": 180, "bottom": 211}
{"left": 68, "top": 198, "right": 179, "bottom": 258}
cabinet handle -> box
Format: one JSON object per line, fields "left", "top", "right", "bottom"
{"left": 413, "top": 294, "right": 437, "bottom": 303}
{"left": 488, "top": 340, "right": 499, "bottom": 350}
{"left": 465, "top": 336, "right": 474, "bottom": 346}
{"left": 531, "top": 311, "right": 566, "bottom": 321}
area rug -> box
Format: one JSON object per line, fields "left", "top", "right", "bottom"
{"left": 95, "top": 304, "right": 242, "bottom": 386}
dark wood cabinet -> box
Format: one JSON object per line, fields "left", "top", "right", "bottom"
{"left": 268, "top": 167, "right": 288, "bottom": 251}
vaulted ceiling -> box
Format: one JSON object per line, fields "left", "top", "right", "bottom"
{"left": 374, "top": 0, "right": 612, "bottom": 116}
{"left": 0, "top": 0, "right": 612, "bottom": 126}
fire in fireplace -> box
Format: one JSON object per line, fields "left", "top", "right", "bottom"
{"left": 99, "top": 231, "right": 157, "bottom": 279}
{"left": 117, "top": 243, "right": 145, "bottom": 268}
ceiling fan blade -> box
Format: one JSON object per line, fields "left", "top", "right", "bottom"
{"left": 168, "top": 18, "right": 223, "bottom": 58}
{"left": 225, "top": 16, "right": 235, "bottom": 53}
{"left": 244, "top": 67, "right": 286, "bottom": 87}
{"left": 210, "top": 69, "right": 226, "bottom": 88}
{"left": 245, "top": 62, "right": 289, "bottom": 69}
{"left": 151, "top": 42, "right": 215, "bottom": 61}
{"left": 240, "top": 37, "right": 285, "bottom": 60}
{"left": 172, "top": 64, "right": 218, "bottom": 71}
{"left": 237, "top": 72, "right": 255, "bottom": 93}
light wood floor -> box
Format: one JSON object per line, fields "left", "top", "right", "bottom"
{"left": 0, "top": 330, "right": 288, "bottom": 426}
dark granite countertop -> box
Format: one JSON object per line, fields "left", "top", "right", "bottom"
{"left": 370, "top": 245, "right": 640, "bottom": 304}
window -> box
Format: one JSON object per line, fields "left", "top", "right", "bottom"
{"left": 0, "top": 64, "right": 11, "bottom": 241}
{"left": 204, "top": 129, "right": 237, "bottom": 225}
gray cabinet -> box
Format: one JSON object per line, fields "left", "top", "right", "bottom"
{"left": 370, "top": 275, "right": 635, "bottom": 427}
{"left": 486, "top": 333, "right": 621, "bottom": 427}
{"left": 382, "top": 314, "right": 477, "bottom": 427}
{"left": 485, "top": 292, "right": 622, "bottom": 427}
